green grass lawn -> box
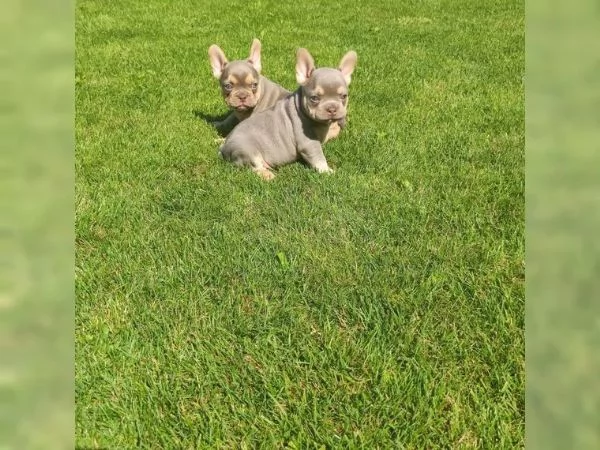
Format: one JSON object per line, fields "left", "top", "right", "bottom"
{"left": 75, "top": 0, "right": 524, "bottom": 447}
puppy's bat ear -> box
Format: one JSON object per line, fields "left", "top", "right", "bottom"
{"left": 338, "top": 51, "right": 357, "bottom": 85}
{"left": 208, "top": 44, "right": 228, "bottom": 78}
{"left": 296, "top": 48, "right": 315, "bottom": 85}
{"left": 247, "top": 38, "right": 262, "bottom": 73}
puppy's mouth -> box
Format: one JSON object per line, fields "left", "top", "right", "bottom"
{"left": 227, "top": 99, "right": 258, "bottom": 111}
{"left": 310, "top": 108, "right": 346, "bottom": 123}
{"left": 314, "top": 113, "right": 345, "bottom": 124}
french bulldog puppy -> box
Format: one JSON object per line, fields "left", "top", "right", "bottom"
{"left": 208, "top": 39, "right": 290, "bottom": 135}
{"left": 219, "top": 48, "right": 357, "bottom": 180}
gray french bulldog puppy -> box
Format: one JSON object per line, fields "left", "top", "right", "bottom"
{"left": 208, "top": 39, "right": 290, "bottom": 135}
{"left": 219, "top": 48, "right": 357, "bottom": 180}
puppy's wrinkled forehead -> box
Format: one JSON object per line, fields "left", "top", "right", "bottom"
{"left": 305, "top": 68, "right": 348, "bottom": 93}
{"left": 221, "top": 61, "right": 259, "bottom": 84}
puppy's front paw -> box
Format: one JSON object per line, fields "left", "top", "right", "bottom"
{"left": 317, "top": 166, "right": 334, "bottom": 174}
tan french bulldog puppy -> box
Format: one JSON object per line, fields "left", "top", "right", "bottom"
{"left": 208, "top": 39, "right": 290, "bottom": 135}
{"left": 219, "top": 48, "right": 357, "bottom": 180}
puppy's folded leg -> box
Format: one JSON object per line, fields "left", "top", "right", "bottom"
{"left": 324, "top": 122, "right": 341, "bottom": 143}
{"left": 250, "top": 156, "right": 275, "bottom": 181}
{"left": 253, "top": 168, "right": 275, "bottom": 180}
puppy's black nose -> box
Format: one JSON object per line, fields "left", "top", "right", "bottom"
{"left": 326, "top": 105, "right": 337, "bottom": 114}
{"left": 237, "top": 92, "right": 248, "bottom": 100}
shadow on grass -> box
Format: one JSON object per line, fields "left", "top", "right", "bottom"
{"left": 192, "top": 109, "right": 230, "bottom": 137}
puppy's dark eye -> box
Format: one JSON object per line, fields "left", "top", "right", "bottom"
{"left": 309, "top": 95, "right": 320, "bottom": 103}
{"left": 223, "top": 83, "right": 233, "bottom": 91}
{"left": 340, "top": 94, "right": 348, "bottom": 100}
{"left": 251, "top": 82, "right": 258, "bottom": 91}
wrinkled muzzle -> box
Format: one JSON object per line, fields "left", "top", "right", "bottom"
{"left": 312, "top": 100, "right": 346, "bottom": 122}
{"left": 225, "top": 89, "right": 258, "bottom": 110}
